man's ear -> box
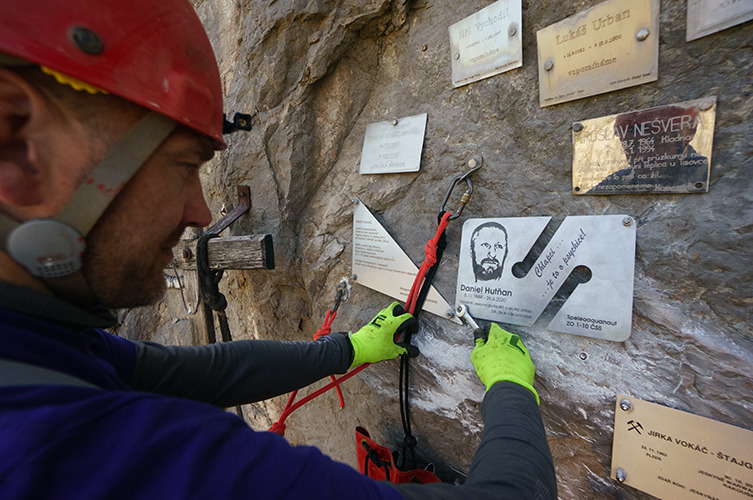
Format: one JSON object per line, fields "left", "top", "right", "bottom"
{"left": 0, "top": 68, "right": 46, "bottom": 208}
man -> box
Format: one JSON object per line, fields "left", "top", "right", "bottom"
{"left": 0, "top": 1, "right": 556, "bottom": 498}
{"left": 470, "top": 221, "right": 509, "bottom": 282}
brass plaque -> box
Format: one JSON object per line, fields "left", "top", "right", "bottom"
{"left": 537, "top": 0, "right": 659, "bottom": 107}
{"left": 572, "top": 97, "right": 716, "bottom": 195}
{"left": 449, "top": 0, "right": 523, "bottom": 88}
{"left": 687, "top": 0, "right": 753, "bottom": 41}
{"left": 612, "top": 395, "right": 753, "bottom": 499}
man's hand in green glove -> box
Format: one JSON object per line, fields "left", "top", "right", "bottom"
{"left": 471, "top": 323, "right": 540, "bottom": 404}
{"left": 348, "top": 302, "right": 419, "bottom": 369}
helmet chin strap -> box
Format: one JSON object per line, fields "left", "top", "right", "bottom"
{"left": 0, "top": 111, "right": 176, "bottom": 307}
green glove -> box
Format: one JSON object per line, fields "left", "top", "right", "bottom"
{"left": 471, "top": 323, "right": 540, "bottom": 405}
{"left": 349, "top": 302, "right": 419, "bottom": 369}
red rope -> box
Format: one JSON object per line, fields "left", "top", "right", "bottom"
{"left": 270, "top": 363, "right": 370, "bottom": 436}
{"left": 405, "top": 212, "right": 451, "bottom": 315}
{"left": 270, "top": 308, "right": 345, "bottom": 436}
{"left": 315, "top": 310, "right": 346, "bottom": 408}
{"left": 269, "top": 212, "right": 453, "bottom": 436}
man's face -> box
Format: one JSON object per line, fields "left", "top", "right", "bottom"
{"left": 83, "top": 127, "right": 214, "bottom": 308}
{"left": 471, "top": 226, "right": 507, "bottom": 281}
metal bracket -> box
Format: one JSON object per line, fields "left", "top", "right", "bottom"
{"left": 223, "top": 112, "right": 253, "bottom": 134}
{"left": 207, "top": 185, "right": 251, "bottom": 235}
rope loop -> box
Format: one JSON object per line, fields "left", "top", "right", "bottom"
{"left": 197, "top": 231, "right": 227, "bottom": 312}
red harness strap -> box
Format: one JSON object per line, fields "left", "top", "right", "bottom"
{"left": 356, "top": 426, "right": 441, "bottom": 484}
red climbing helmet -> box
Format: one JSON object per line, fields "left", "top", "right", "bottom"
{"left": 0, "top": 0, "right": 226, "bottom": 149}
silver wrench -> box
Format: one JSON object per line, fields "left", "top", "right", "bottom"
{"left": 455, "top": 304, "right": 480, "bottom": 330}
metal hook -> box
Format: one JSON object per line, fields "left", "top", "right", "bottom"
{"left": 440, "top": 157, "right": 483, "bottom": 220}
{"left": 332, "top": 278, "right": 351, "bottom": 313}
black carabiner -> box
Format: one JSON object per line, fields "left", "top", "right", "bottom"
{"left": 439, "top": 157, "right": 482, "bottom": 220}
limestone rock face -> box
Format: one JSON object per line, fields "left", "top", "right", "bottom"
{"left": 120, "top": 1, "right": 752, "bottom": 498}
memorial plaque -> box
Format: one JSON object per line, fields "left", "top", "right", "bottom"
{"left": 455, "top": 216, "right": 635, "bottom": 341}
{"left": 352, "top": 199, "right": 461, "bottom": 324}
{"left": 612, "top": 395, "right": 753, "bottom": 499}
{"left": 449, "top": 0, "right": 523, "bottom": 88}
{"left": 537, "top": 0, "right": 659, "bottom": 107}
{"left": 573, "top": 97, "right": 716, "bottom": 195}
{"left": 687, "top": 0, "right": 753, "bottom": 41}
{"left": 359, "top": 113, "right": 427, "bottom": 174}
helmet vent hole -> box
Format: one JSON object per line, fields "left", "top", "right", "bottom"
{"left": 69, "top": 27, "right": 104, "bottom": 55}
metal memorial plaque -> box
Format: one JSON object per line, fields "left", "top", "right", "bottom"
{"left": 612, "top": 395, "right": 753, "bottom": 499}
{"left": 449, "top": 0, "right": 523, "bottom": 88}
{"left": 455, "top": 216, "right": 635, "bottom": 341}
{"left": 537, "top": 0, "right": 659, "bottom": 107}
{"left": 352, "top": 199, "right": 461, "bottom": 324}
{"left": 359, "top": 113, "right": 427, "bottom": 175}
{"left": 687, "top": 0, "right": 753, "bottom": 41}
{"left": 573, "top": 97, "right": 716, "bottom": 195}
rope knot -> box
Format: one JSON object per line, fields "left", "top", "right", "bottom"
{"left": 269, "top": 421, "right": 287, "bottom": 436}
{"left": 313, "top": 325, "right": 332, "bottom": 340}
{"left": 423, "top": 240, "right": 438, "bottom": 267}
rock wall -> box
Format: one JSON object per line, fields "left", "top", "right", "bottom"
{"left": 120, "top": 1, "right": 752, "bottom": 498}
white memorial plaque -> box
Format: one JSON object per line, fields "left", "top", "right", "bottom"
{"left": 687, "top": 0, "right": 753, "bottom": 41}
{"left": 352, "top": 199, "right": 461, "bottom": 324}
{"left": 449, "top": 0, "right": 523, "bottom": 88}
{"left": 612, "top": 395, "right": 753, "bottom": 499}
{"left": 359, "top": 113, "right": 427, "bottom": 175}
{"left": 455, "top": 216, "right": 636, "bottom": 341}
{"left": 537, "top": 0, "right": 660, "bottom": 107}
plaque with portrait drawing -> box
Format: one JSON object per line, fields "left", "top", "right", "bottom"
{"left": 455, "top": 216, "right": 636, "bottom": 341}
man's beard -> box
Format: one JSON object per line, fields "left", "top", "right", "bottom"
{"left": 473, "top": 257, "right": 504, "bottom": 281}
{"left": 84, "top": 248, "right": 169, "bottom": 308}
{"left": 82, "top": 226, "right": 184, "bottom": 309}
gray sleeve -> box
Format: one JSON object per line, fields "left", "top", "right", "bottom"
{"left": 389, "top": 382, "right": 557, "bottom": 500}
{"left": 129, "top": 334, "right": 353, "bottom": 408}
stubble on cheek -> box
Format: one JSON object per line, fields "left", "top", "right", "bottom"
{"left": 83, "top": 240, "right": 168, "bottom": 309}
{"left": 81, "top": 203, "right": 178, "bottom": 308}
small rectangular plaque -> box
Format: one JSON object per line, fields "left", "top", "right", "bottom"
{"left": 612, "top": 395, "right": 753, "bottom": 499}
{"left": 687, "top": 0, "right": 753, "bottom": 41}
{"left": 359, "top": 113, "right": 427, "bottom": 175}
{"left": 573, "top": 97, "right": 716, "bottom": 195}
{"left": 352, "top": 199, "right": 461, "bottom": 324}
{"left": 455, "top": 216, "right": 636, "bottom": 341}
{"left": 537, "top": 0, "right": 659, "bottom": 107}
{"left": 449, "top": 0, "right": 523, "bottom": 88}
